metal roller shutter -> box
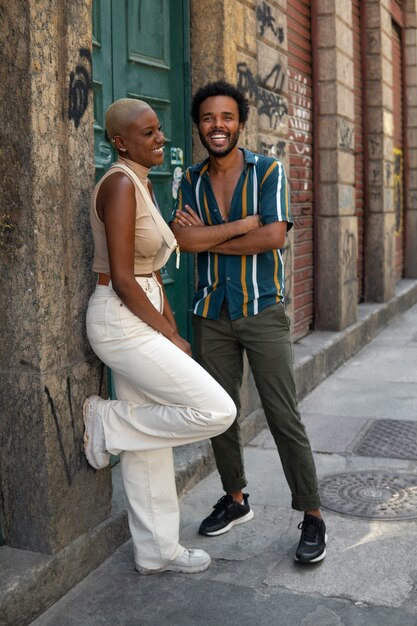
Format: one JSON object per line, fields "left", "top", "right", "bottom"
{"left": 287, "top": 0, "right": 314, "bottom": 339}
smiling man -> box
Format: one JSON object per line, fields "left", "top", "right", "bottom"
{"left": 170, "top": 81, "right": 327, "bottom": 564}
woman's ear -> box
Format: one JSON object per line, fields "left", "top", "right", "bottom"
{"left": 112, "top": 135, "right": 127, "bottom": 153}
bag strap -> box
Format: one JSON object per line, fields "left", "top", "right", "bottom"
{"left": 110, "top": 162, "right": 176, "bottom": 249}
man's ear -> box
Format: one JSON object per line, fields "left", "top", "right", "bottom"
{"left": 239, "top": 122, "right": 245, "bottom": 132}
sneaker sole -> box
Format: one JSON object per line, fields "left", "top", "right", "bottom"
{"left": 136, "top": 556, "right": 211, "bottom": 575}
{"left": 83, "top": 397, "right": 109, "bottom": 470}
{"left": 200, "top": 509, "right": 254, "bottom": 537}
{"left": 294, "top": 532, "right": 328, "bottom": 564}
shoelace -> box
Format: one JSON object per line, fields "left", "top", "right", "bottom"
{"left": 298, "top": 517, "right": 321, "bottom": 542}
{"left": 182, "top": 548, "right": 193, "bottom": 560}
{"left": 212, "top": 495, "right": 231, "bottom": 510}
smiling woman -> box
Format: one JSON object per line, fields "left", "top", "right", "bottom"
{"left": 82, "top": 98, "right": 237, "bottom": 575}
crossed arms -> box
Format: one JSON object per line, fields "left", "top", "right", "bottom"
{"left": 170, "top": 205, "right": 287, "bottom": 255}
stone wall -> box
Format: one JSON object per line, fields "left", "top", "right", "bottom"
{"left": 0, "top": 0, "right": 111, "bottom": 553}
{"left": 363, "top": 0, "right": 396, "bottom": 302}
{"left": 315, "top": 0, "right": 358, "bottom": 330}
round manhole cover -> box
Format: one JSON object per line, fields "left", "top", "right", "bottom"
{"left": 319, "top": 470, "right": 417, "bottom": 520}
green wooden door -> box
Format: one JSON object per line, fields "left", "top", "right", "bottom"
{"left": 92, "top": 0, "right": 193, "bottom": 337}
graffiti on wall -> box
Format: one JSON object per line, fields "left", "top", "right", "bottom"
{"left": 386, "top": 161, "right": 392, "bottom": 185}
{"left": 68, "top": 48, "right": 92, "bottom": 128}
{"left": 342, "top": 229, "right": 357, "bottom": 318}
{"left": 370, "top": 167, "right": 381, "bottom": 185}
{"left": 45, "top": 367, "right": 104, "bottom": 484}
{"left": 409, "top": 193, "right": 417, "bottom": 209}
{"left": 393, "top": 148, "right": 403, "bottom": 233}
{"left": 256, "top": 1, "right": 284, "bottom": 43}
{"left": 237, "top": 62, "right": 288, "bottom": 129}
{"left": 386, "top": 222, "right": 396, "bottom": 282}
{"left": 260, "top": 140, "right": 286, "bottom": 158}
{"left": 337, "top": 118, "right": 354, "bottom": 151}
{"left": 292, "top": 205, "right": 311, "bottom": 230}
{"left": 369, "top": 136, "right": 380, "bottom": 157}
{"left": 45, "top": 379, "right": 85, "bottom": 485}
{"left": 287, "top": 70, "right": 311, "bottom": 193}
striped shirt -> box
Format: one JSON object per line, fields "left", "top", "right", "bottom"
{"left": 176, "top": 147, "right": 292, "bottom": 320}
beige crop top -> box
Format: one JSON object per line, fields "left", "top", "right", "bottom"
{"left": 90, "top": 157, "right": 177, "bottom": 275}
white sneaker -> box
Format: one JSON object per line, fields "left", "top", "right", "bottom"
{"left": 135, "top": 548, "right": 211, "bottom": 575}
{"left": 83, "top": 395, "right": 111, "bottom": 470}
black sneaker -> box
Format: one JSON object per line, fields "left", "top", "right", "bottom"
{"left": 199, "top": 493, "right": 254, "bottom": 536}
{"left": 295, "top": 513, "right": 327, "bottom": 563}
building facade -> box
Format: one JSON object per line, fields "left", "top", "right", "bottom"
{"left": 1, "top": 0, "right": 417, "bottom": 560}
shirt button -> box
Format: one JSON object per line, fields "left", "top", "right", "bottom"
{"left": 226, "top": 277, "right": 231, "bottom": 281}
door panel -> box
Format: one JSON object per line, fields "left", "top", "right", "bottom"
{"left": 127, "top": 0, "right": 169, "bottom": 68}
{"left": 92, "top": 0, "right": 113, "bottom": 181}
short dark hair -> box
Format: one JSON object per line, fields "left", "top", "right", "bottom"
{"left": 190, "top": 80, "right": 250, "bottom": 125}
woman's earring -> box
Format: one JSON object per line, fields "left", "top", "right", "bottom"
{"left": 111, "top": 139, "right": 127, "bottom": 153}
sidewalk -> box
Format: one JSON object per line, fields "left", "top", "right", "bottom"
{"left": 30, "top": 295, "right": 417, "bottom": 625}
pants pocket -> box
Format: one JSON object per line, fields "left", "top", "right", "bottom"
{"left": 86, "top": 299, "right": 108, "bottom": 344}
{"left": 118, "top": 302, "right": 151, "bottom": 336}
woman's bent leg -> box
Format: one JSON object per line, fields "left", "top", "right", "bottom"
{"left": 94, "top": 330, "right": 236, "bottom": 455}
{"left": 102, "top": 340, "right": 234, "bottom": 569}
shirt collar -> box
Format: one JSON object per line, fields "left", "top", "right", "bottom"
{"left": 195, "top": 147, "right": 257, "bottom": 175}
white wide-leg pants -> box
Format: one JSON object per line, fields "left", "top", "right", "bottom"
{"left": 86, "top": 276, "right": 236, "bottom": 569}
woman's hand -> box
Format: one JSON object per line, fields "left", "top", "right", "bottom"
{"left": 170, "top": 332, "right": 192, "bottom": 356}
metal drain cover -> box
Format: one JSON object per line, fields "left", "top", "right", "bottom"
{"left": 353, "top": 419, "right": 417, "bottom": 460}
{"left": 319, "top": 470, "right": 417, "bottom": 520}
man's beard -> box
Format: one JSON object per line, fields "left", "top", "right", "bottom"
{"left": 199, "top": 128, "right": 240, "bottom": 158}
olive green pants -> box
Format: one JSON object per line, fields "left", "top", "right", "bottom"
{"left": 192, "top": 302, "right": 320, "bottom": 511}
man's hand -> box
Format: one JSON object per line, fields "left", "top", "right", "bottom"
{"left": 175, "top": 205, "right": 261, "bottom": 233}
{"left": 174, "top": 205, "right": 204, "bottom": 227}
{"left": 239, "top": 214, "right": 262, "bottom": 233}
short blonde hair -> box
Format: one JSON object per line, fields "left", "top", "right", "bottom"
{"left": 105, "top": 98, "right": 152, "bottom": 139}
